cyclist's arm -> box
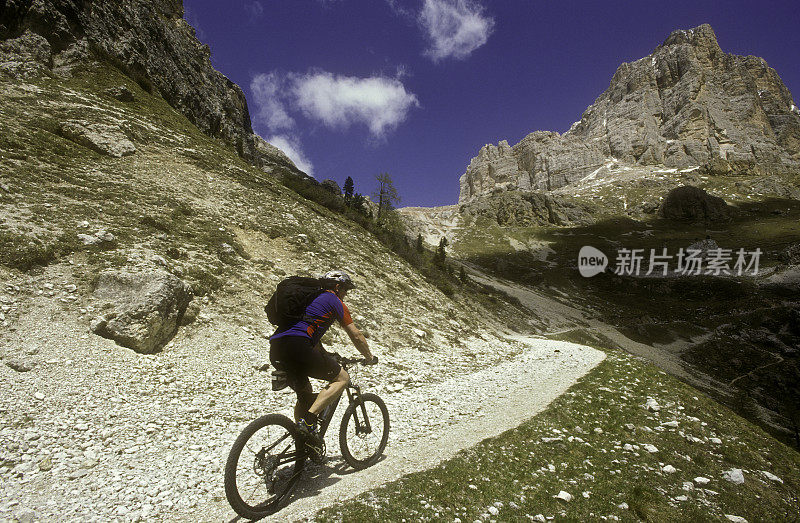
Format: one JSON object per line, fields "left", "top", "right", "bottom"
{"left": 343, "top": 322, "right": 373, "bottom": 362}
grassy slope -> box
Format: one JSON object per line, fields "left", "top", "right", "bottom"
{"left": 315, "top": 333, "right": 800, "bottom": 522}
{"left": 0, "top": 61, "right": 531, "bottom": 373}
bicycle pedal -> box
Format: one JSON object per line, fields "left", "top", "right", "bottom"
{"left": 305, "top": 441, "right": 326, "bottom": 463}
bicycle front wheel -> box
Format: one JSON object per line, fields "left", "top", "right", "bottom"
{"left": 224, "top": 414, "right": 305, "bottom": 519}
{"left": 339, "top": 393, "right": 389, "bottom": 470}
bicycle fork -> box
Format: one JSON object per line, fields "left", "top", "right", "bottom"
{"left": 346, "top": 386, "right": 373, "bottom": 435}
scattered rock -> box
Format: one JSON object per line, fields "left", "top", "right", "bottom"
{"left": 662, "top": 465, "right": 677, "bottom": 474}
{"left": 661, "top": 420, "right": 679, "bottom": 428}
{"left": 38, "top": 456, "right": 53, "bottom": 471}
{"left": 104, "top": 85, "right": 135, "bottom": 102}
{"left": 4, "top": 358, "right": 34, "bottom": 372}
{"left": 725, "top": 516, "right": 748, "bottom": 523}
{"left": 723, "top": 468, "right": 745, "bottom": 484}
{"left": 644, "top": 397, "right": 661, "bottom": 411}
{"left": 553, "top": 491, "right": 573, "bottom": 502}
{"left": 761, "top": 471, "right": 783, "bottom": 483}
{"left": 78, "top": 231, "right": 116, "bottom": 246}
{"left": 643, "top": 444, "right": 659, "bottom": 453}
{"left": 33, "top": 392, "right": 45, "bottom": 400}
{"left": 12, "top": 508, "right": 36, "bottom": 523}
{"left": 694, "top": 477, "right": 711, "bottom": 485}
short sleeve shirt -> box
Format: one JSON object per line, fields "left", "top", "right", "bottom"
{"left": 270, "top": 290, "right": 353, "bottom": 345}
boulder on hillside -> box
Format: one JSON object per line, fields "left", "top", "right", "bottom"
{"left": 90, "top": 270, "right": 193, "bottom": 354}
{"left": 59, "top": 120, "right": 136, "bottom": 158}
{"left": 658, "top": 186, "right": 732, "bottom": 222}
{"left": 321, "top": 179, "right": 342, "bottom": 196}
{"left": 103, "top": 85, "right": 135, "bottom": 102}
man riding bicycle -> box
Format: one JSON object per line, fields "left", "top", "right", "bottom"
{"left": 269, "top": 270, "right": 375, "bottom": 457}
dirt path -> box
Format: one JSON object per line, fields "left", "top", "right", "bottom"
{"left": 187, "top": 336, "right": 606, "bottom": 522}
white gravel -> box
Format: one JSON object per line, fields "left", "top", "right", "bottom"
{"left": 0, "top": 270, "right": 604, "bottom": 522}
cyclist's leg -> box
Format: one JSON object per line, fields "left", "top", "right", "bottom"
{"left": 306, "top": 346, "right": 349, "bottom": 416}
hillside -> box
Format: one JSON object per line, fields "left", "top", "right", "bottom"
{"left": 0, "top": 53, "right": 561, "bottom": 519}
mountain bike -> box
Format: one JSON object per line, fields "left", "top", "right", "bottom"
{"left": 224, "top": 355, "right": 389, "bottom": 520}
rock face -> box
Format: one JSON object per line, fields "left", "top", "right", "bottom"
{"left": 658, "top": 185, "right": 732, "bottom": 222}
{"left": 460, "top": 191, "right": 596, "bottom": 227}
{"left": 0, "top": 0, "right": 305, "bottom": 177}
{"left": 91, "top": 271, "right": 193, "bottom": 354}
{"left": 459, "top": 24, "right": 800, "bottom": 202}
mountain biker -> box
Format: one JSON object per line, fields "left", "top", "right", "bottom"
{"left": 268, "top": 270, "right": 375, "bottom": 457}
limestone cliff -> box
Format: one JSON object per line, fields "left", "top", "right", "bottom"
{"left": 0, "top": 0, "right": 303, "bottom": 177}
{"left": 459, "top": 24, "right": 800, "bottom": 203}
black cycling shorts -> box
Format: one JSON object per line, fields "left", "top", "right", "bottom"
{"left": 269, "top": 335, "right": 341, "bottom": 399}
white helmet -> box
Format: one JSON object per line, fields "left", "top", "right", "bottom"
{"left": 323, "top": 270, "right": 356, "bottom": 290}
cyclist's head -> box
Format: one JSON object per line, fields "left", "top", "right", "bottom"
{"left": 322, "top": 270, "right": 356, "bottom": 293}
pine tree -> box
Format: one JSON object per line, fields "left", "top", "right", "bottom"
{"left": 459, "top": 265, "right": 468, "bottom": 284}
{"left": 436, "top": 237, "right": 448, "bottom": 265}
{"left": 343, "top": 176, "right": 354, "bottom": 205}
{"left": 416, "top": 233, "right": 424, "bottom": 253}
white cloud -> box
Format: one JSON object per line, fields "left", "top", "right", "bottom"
{"left": 250, "top": 72, "right": 295, "bottom": 133}
{"left": 268, "top": 134, "right": 314, "bottom": 176}
{"left": 418, "top": 0, "right": 494, "bottom": 62}
{"left": 244, "top": 1, "right": 264, "bottom": 18}
{"left": 292, "top": 72, "right": 419, "bottom": 138}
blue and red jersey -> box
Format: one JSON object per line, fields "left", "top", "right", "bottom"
{"left": 270, "top": 290, "right": 353, "bottom": 345}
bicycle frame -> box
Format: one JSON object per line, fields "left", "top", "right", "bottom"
{"left": 316, "top": 369, "right": 373, "bottom": 439}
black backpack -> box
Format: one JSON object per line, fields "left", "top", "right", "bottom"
{"left": 265, "top": 276, "right": 325, "bottom": 327}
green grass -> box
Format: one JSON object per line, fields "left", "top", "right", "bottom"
{"left": 315, "top": 340, "right": 800, "bottom": 522}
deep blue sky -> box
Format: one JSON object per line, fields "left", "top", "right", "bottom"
{"left": 182, "top": 0, "right": 800, "bottom": 207}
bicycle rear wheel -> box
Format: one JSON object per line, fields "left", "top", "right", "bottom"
{"left": 339, "top": 393, "right": 389, "bottom": 470}
{"left": 224, "top": 414, "right": 304, "bottom": 519}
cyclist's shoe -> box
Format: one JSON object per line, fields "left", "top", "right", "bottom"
{"left": 296, "top": 419, "right": 325, "bottom": 463}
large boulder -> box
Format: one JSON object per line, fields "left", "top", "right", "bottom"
{"left": 658, "top": 185, "right": 732, "bottom": 222}
{"left": 91, "top": 270, "right": 193, "bottom": 353}
{"left": 59, "top": 120, "right": 136, "bottom": 158}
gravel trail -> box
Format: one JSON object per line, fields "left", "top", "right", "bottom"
{"left": 192, "top": 335, "right": 605, "bottom": 522}
{"left": 0, "top": 268, "right": 604, "bottom": 522}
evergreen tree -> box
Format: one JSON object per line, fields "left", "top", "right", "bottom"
{"left": 351, "top": 192, "right": 367, "bottom": 214}
{"left": 459, "top": 265, "right": 469, "bottom": 284}
{"left": 436, "top": 236, "right": 448, "bottom": 265}
{"left": 416, "top": 233, "right": 424, "bottom": 253}
{"left": 343, "top": 176, "right": 354, "bottom": 205}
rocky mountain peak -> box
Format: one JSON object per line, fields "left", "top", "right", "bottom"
{"left": 459, "top": 24, "right": 800, "bottom": 204}
{"left": 659, "top": 23, "right": 721, "bottom": 53}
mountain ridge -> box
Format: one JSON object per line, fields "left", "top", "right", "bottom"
{"left": 459, "top": 24, "right": 800, "bottom": 203}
